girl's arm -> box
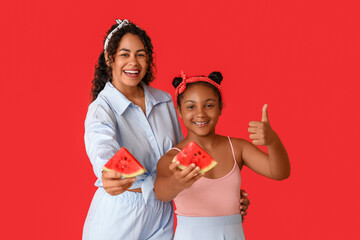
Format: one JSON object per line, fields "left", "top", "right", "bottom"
{"left": 241, "top": 104, "right": 290, "bottom": 180}
{"left": 154, "top": 151, "right": 202, "bottom": 202}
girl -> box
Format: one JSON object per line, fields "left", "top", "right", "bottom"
{"left": 154, "top": 71, "right": 290, "bottom": 239}
{"left": 83, "top": 20, "right": 250, "bottom": 239}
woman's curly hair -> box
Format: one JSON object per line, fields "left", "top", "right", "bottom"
{"left": 90, "top": 21, "right": 155, "bottom": 101}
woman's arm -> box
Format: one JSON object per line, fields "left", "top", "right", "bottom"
{"left": 241, "top": 104, "right": 290, "bottom": 180}
{"left": 85, "top": 103, "right": 135, "bottom": 194}
{"left": 154, "top": 151, "right": 202, "bottom": 202}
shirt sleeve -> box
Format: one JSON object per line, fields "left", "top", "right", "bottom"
{"left": 84, "top": 103, "right": 120, "bottom": 182}
{"left": 141, "top": 171, "right": 157, "bottom": 204}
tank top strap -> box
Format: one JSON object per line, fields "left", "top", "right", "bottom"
{"left": 227, "top": 136, "right": 237, "bottom": 164}
{"left": 169, "top": 147, "right": 181, "bottom": 152}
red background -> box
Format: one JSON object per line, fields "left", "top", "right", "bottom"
{"left": 1, "top": 0, "right": 359, "bottom": 239}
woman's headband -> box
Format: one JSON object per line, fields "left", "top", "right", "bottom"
{"left": 174, "top": 71, "right": 222, "bottom": 105}
{"left": 103, "top": 19, "right": 130, "bottom": 53}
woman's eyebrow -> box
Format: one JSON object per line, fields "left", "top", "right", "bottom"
{"left": 118, "top": 48, "right": 146, "bottom": 52}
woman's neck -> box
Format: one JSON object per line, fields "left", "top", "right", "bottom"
{"left": 113, "top": 82, "right": 146, "bottom": 114}
{"left": 113, "top": 83, "right": 144, "bottom": 100}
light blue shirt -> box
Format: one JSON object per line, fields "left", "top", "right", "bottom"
{"left": 84, "top": 82, "right": 183, "bottom": 203}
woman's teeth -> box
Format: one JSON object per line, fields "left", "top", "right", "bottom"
{"left": 124, "top": 70, "right": 139, "bottom": 74}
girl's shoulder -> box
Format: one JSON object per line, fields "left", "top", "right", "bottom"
{"left": 228, "top": 136, "right": 251, "bottom": 145}
{"left": 227, "top": 137, "right": 254, "bottom": 154}
{"left": 157, "top": 144, "right": 182, "bottom": 176}
{"left": 161, "top": 139, "right": 191, "bottom": 161}
{"left": 172, "top": 138, "right": 192, "bottom": 149}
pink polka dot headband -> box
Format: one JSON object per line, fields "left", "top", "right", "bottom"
{"left": 174, "top": 71, "right": 222, "bottom": 104}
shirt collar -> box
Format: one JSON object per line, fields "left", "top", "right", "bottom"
{"left": 100, "top": 82, "right": 171, "bottom": 116}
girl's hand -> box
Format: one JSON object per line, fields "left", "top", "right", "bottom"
{"left": 248, "top": 104, "right": 277, "bottom": 146}
{"left": 101, "top": 170, "right": 136, "bottom": 196}
{"left": 240, "top": 189, "right": 250, "bottom": 222}
{"left": 169, "top": 160, "right": 203, "bottom": 189}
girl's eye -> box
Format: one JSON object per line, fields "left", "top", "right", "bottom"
{"left": 120, "top": 53, "right": 129, "bottom": 57}
{"left": 137, "top": 54, "right": 146, "bottom": 57}
{"left": 186, "top": 105, "right": 195, "bottom": 110}
{"left": 206, "top": 104, "right": 214, "bottom": 108}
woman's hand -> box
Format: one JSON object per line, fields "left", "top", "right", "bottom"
{"left": 240, "top": 189, "right": 250, "bottom": 222}
{"left": 169, "top": 160, "right": 203, "bottom": 189}
{"left": 101, "top": 170, "right": 136, "bottom": 196}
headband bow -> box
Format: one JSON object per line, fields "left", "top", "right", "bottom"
{"left": 174, "top": 71, "right": 222, "bottom": 105}
{"left": 104, "top": 19, "right": 130, "bottom": 53}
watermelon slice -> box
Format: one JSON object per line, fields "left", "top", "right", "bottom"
{"left": 173, "top": 141, "right": 217, "bottom": 173}
{"left": 102, "top": 147, "right": 146, "bottom": 178}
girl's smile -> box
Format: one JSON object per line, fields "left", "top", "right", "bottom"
{"left": 193, "top": 120, "right": 210, "bottom": 126}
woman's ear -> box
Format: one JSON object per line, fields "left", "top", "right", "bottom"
{"left": 176, "top": 106, "right": 183, "bottom": 119}
{"left": 104, "top": 52, "right": 110, "bottom": 67}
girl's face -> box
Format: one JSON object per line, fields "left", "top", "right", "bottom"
{"left": 110, "top": 33, "right": 148, "bottom": 91}
{"left": 177, "top": 84, "right": 222, "bottom": 137}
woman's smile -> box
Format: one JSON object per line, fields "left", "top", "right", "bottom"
{"left": 123, "top": 69, "right": 140, "bottom": 78}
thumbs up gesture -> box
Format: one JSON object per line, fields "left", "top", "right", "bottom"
{"left": 248, "top": 104, "right": 276, "bottom": 146}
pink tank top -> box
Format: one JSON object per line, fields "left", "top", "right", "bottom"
{"left": 173, "top": 137, "right": 241, "bottom": 217}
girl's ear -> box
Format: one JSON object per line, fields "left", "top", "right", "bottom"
{"left": 219, "top": 103, "right": 223, "bottom": 115}
{"left": 177, "top": 106, "right": 183, "bottom": 119}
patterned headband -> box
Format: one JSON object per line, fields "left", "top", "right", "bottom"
{"left": 174, "top": 71, "right": 222, "bottom": 104}
{"left": 103, "top": 19, "right": 130, "bottom": 53}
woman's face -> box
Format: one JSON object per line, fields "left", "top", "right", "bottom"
{"left": 110, "top": 33, "right": 148, "bottom": 91}
{"left": 177, "top": 84, "right": 222, "bottom": 137}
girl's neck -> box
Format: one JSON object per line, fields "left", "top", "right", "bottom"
{"left": 185, "top": 133, "right": 220, "bottom": 150}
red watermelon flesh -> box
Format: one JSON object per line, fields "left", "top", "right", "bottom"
{"left": 102, "top": 147, "right": 146, "bottom": 178}
{"left": 173, "top": 141, "right": 217, "bottom": 173}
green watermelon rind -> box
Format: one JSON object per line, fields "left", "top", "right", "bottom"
{"left": 102, "top": 166, "right": 115, "bottom": 172}
{"left": 102, "top": 166, "right": 146, "bottom": 178}
{"left": 177, "top": 160, "right": 218, "bottom": 173}
{"left": 121, "top": 168, "right": 146, "bottom": 178}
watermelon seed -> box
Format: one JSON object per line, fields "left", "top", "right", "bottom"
{"left": 198, "top": 151, "right": 201, "bottom": 155}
